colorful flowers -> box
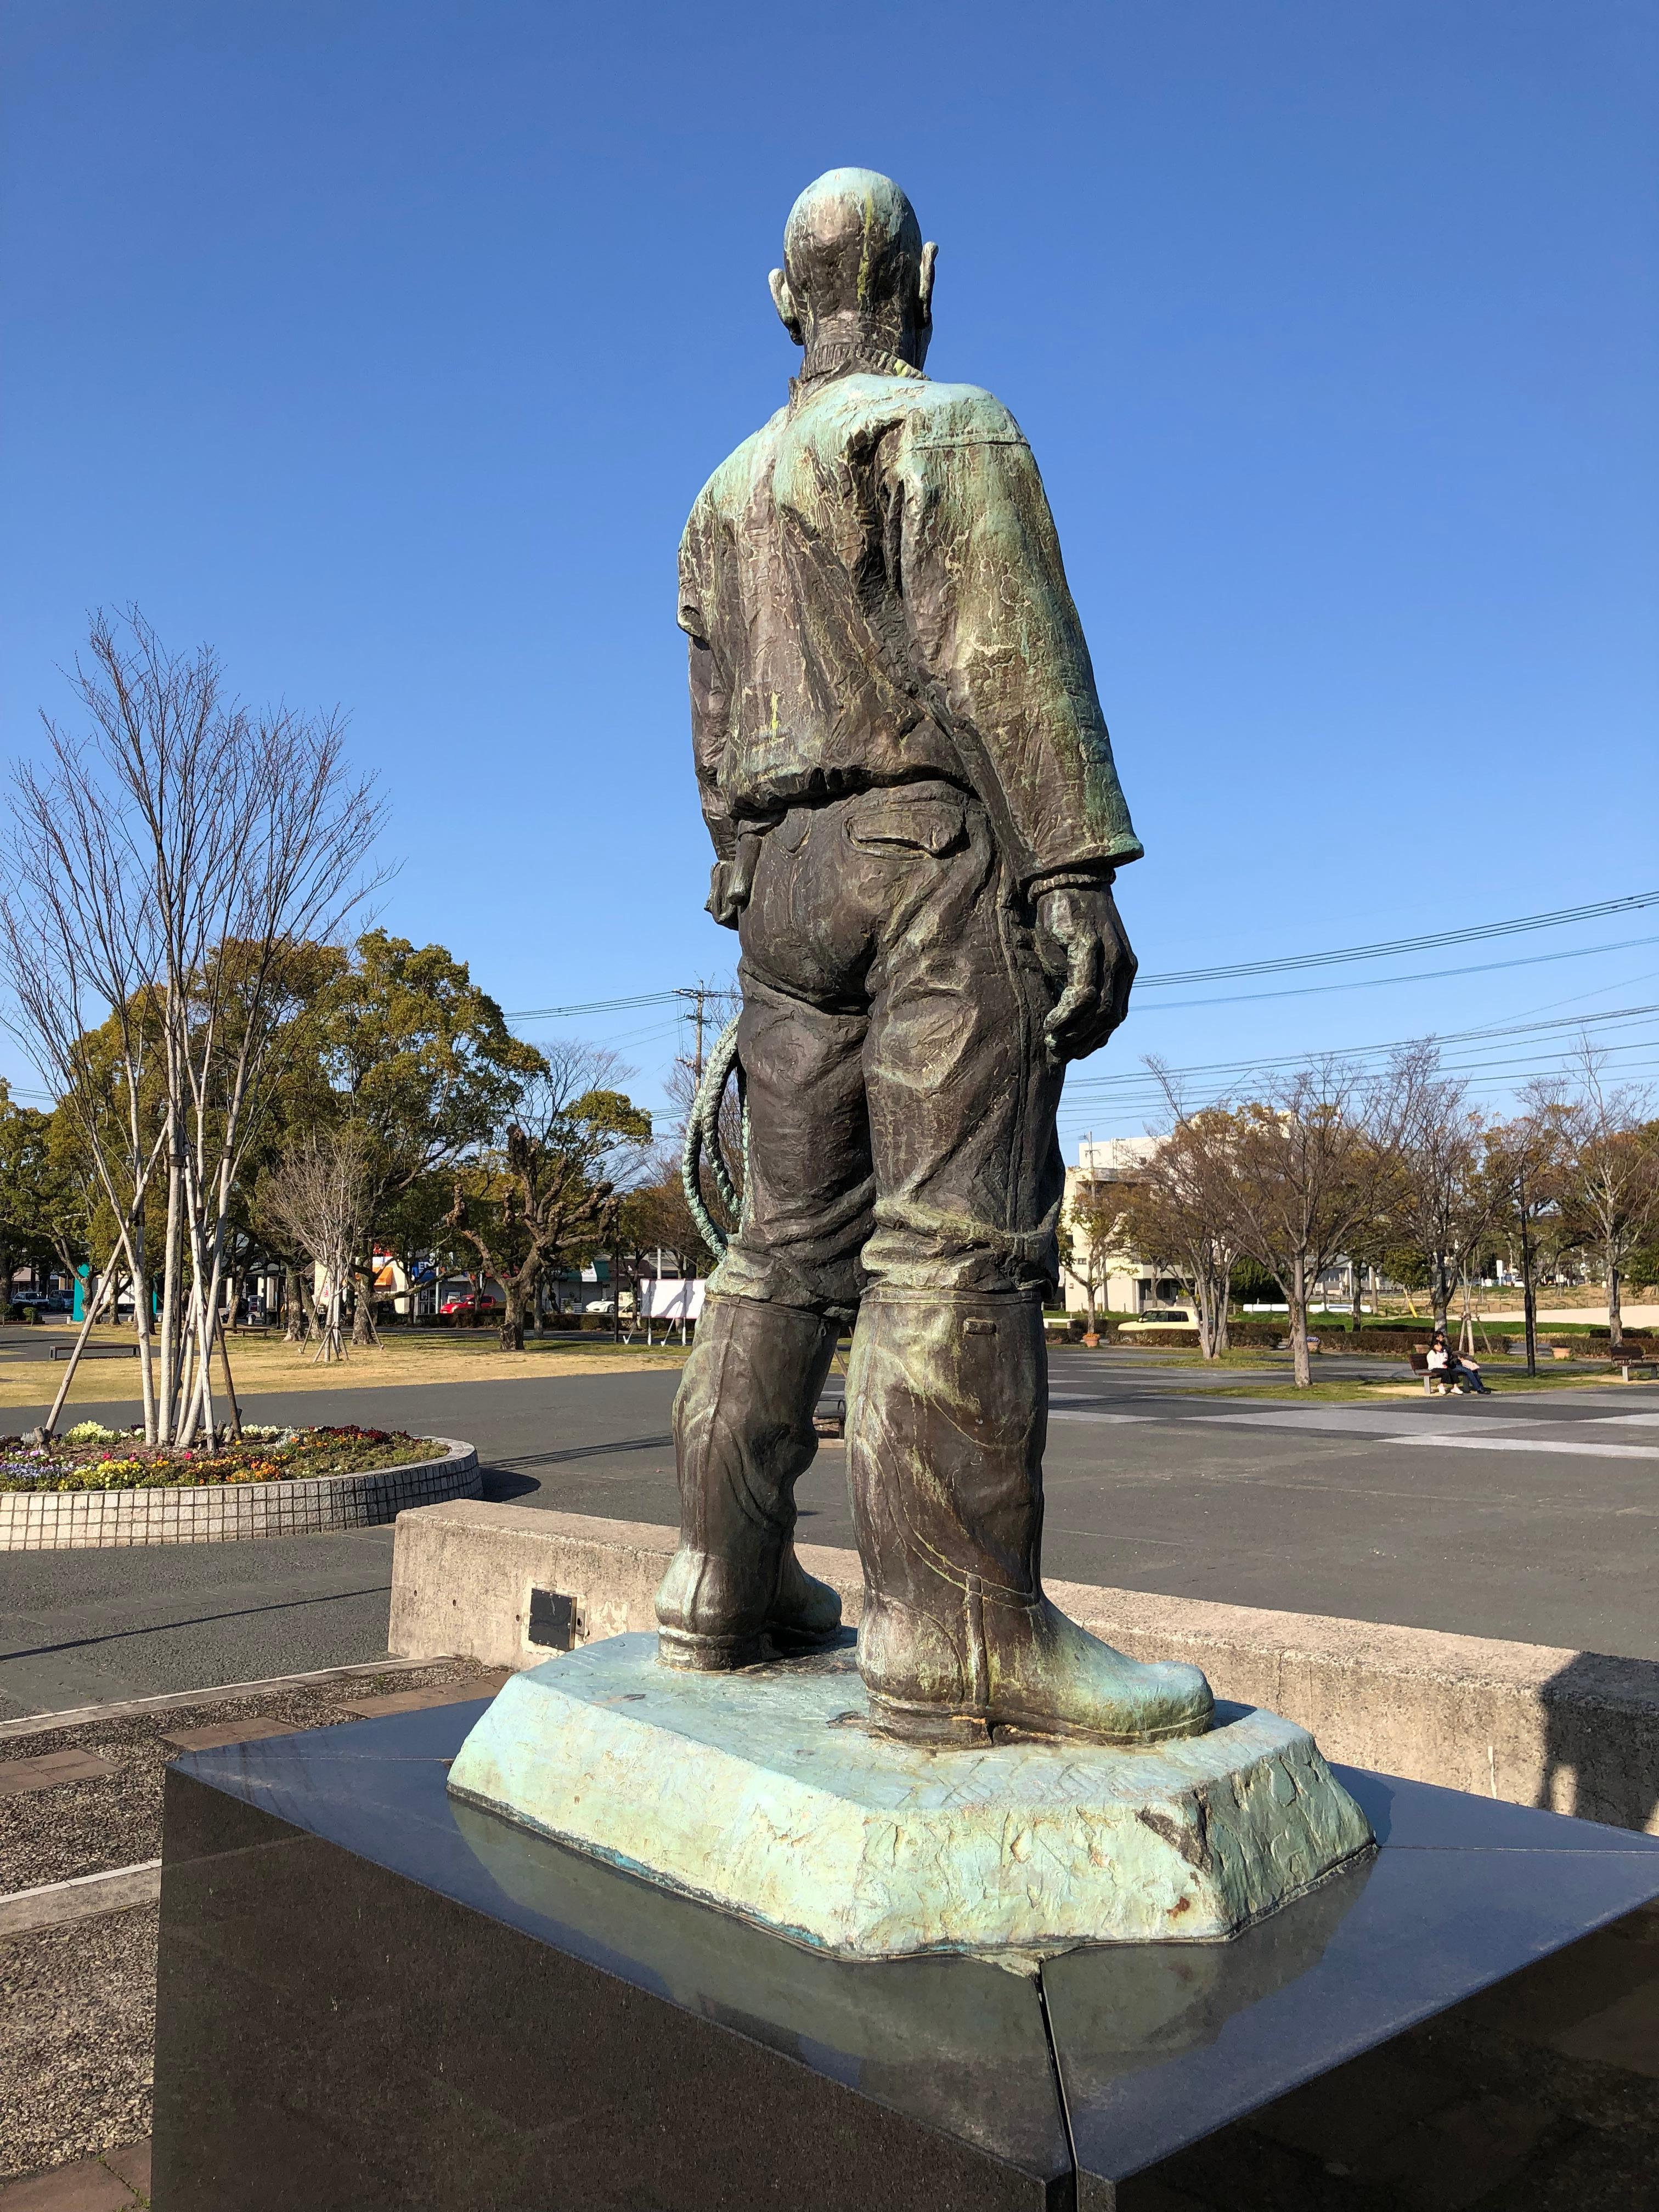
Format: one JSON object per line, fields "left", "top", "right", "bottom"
{"left": 0, "top": 1427, "right": 444, "bottom": 1492}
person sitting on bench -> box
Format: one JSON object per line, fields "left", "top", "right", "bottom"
{"left": 1429, "top": 1327, "right": 1491, "bottom": 1395}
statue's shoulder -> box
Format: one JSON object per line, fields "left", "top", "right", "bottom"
{"left": 788, "top": 374, "right": 1029, "bottom": 455}
{"left": 684, "top": 407, "right": 791, "bottom": 537}
{"left": 884, "top": 379, "right": 1030, "bottom": 452}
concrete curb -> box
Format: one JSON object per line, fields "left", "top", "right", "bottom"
{"left": 0, "top": 1655, "right": 462, "bottom": 1739}
{"left": 0, "top": 1860, "right": 162, "bottom": 1942}
{"left": 0, "top": 1439, "right": 479, "bottom": 1550}
{"left": 390, "top": 1499, "right": 1659, "bottom": 1837}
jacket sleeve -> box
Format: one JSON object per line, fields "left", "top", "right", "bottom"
{"left": 677, "top": 500, "right": 739, "bottom": 864}
{"left": 888, "top": 397, "right": 1142, "bottom": 887}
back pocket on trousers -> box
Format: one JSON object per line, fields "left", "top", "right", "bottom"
{"left": 846, "top": 795, "right": 967, "bottom": 857}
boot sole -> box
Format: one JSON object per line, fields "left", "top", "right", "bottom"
{"left": 657, "top": 1621, "right": 845, "bottom": 1673}
{"left": 868, "top": 1692, "right": 1212, "bottom": 1750}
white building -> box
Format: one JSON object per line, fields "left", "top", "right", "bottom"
{"left": 1058, "top": 1136, "right": 1183, "bottom": 1317}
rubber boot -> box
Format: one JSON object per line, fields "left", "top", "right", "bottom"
{"left": 655, "top": 1294, "right": 844, "bottom": 1669}
{"left": 847, "top": 1291, "right": 1213, "bottom": 1745}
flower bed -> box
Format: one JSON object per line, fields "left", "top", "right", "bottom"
{"left": 0, "top": 1422, "right": 447, "bottom": 1493}
{"left": 0, "top": 1432, "right": 480, "bottom": 1550}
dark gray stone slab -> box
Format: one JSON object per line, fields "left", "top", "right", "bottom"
{"left": 153, "top": 1702, "right": 1659, "bottom": 2210}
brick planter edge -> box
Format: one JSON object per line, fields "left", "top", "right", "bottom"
{"left": 0, "top": 1438, "right": 481, "bottom": 1550}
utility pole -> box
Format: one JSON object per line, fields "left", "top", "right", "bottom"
{"left": 675, "top": 985, "right": 710, "bottom": 1082}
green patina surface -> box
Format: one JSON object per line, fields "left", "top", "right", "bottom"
{"left": 448, "top": 1635, "right": 1374, "bottom": 1960}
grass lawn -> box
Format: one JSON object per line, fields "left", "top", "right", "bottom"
{"left": 1061, "top": 1340, "right": 1651, "bottom": 1402}
{"left": 0, "top": 1328, "right": 692, "bottom": 1409}
{"left": 1199, "top": 1369, "right": 1655, "bottom": 1403}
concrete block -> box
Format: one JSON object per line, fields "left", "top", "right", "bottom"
{"left": 389, "top": 1501, "right": 1659, "bottom": 1836}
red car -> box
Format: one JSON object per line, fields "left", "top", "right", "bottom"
{"left": 439, "top": 1290, "right": 503, "bottom": 1317}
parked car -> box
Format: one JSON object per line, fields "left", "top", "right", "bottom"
{"left": 439, "top": 1290, "right": 504, "bottom": 1317}
{"left": 1117, "top": 1308, "right": 1200, "bottom": 1334}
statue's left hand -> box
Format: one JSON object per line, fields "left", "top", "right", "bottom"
{"left": 1035, "top": 883, "right": 1137, "bottom": 1066}
{"left": 706, "top": 832, "right": 764, "bottom": 930}
{"left": 706, "top": 859, "right": 747, "bottom": 929}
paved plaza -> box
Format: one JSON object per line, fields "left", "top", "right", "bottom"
{"left": 2, "top": 1351, "right": 1655, "bottom": 1717}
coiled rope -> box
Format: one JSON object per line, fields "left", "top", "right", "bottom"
{"left": 681, "top": 1015, "right": 748, "bottom": 1258}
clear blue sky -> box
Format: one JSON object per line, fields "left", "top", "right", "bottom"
{"left": 3, "top": 1, "right": 1655, "bottom": 1147}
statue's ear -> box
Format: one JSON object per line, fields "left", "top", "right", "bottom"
{"left": 769, "top": 266, "right": 804, "bottom": 346}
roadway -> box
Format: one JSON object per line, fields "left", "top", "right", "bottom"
{"left": 2, "top": 1350, "right": 1655, "bottom": 1717}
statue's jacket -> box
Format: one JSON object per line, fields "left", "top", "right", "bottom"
{"left": 678, "top": 367, "right": 1142, "bottom": 891}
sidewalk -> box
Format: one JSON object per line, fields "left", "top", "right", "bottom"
{"left": 0, "top": 1660, "right": 503, "bottom": 2193}
{"left": 0, "top": 2145, "right": 148, "bottom": 2209}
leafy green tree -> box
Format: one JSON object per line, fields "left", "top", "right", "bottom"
{"left": 0, "top": 1089, "right": 87, "bottom": 1303}
{"left": 314, "top": 930, "right": 543, "bottom": 1336}
{"left": 445, "top": 1046, "right": 652, "bottom": 1350}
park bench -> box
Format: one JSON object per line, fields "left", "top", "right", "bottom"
{"left": 1408, "top": 1350, "right": 1454, "bottom": 1396}
{"left": 813, "top": 1390, "right": 846, "bottom": 1439}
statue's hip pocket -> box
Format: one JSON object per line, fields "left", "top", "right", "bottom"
{"left": 845, "top": 793, "right": 968, "bottom": 857}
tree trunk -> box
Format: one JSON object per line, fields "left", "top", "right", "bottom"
{"left": 1349, "top": 1259, "right": 1362, "bottom": 1334}
{"left": 352, "top": 1268, "right": 373, "bottom": 1346}
{"left": 1289, "top": 1254, "right": 1312, "bottom": 1387}
{"left": 131, "top": 1223, "right": 159, "bottom": 1445}
{"left": 1431, "top": 1252, "right": 1449, "bottom": 1336}
{"left": 500, "top": 1290, "right": 526, "bottom": 1353}
{"left": 157, "top": 1121, "right": 183, "bottom": 1444}
{"left": 1607, "top": 1246, "right": 1624, "bottom": 1351}
{"left": 284, "top": 1266, "right": 303, "bottom": 1341}
{"left": 216, "top": 1318, "right": 242, "bottom": 1441}
{"left": 1520, "top": 1219, "right": 1538, "bottom": 1377}
{"left": 1196, "top": 1281, "right": 1218, "bottom": 1359}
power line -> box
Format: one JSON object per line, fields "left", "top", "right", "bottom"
{"left": 1133, "top": 932, "right": 1659, "bottom": 1013}
{"left": 1133, "top": 891, "right": 1659, "bottom": 989}
{"left": 505, "top": 989, "right": 684, "bottom": 1023}
{"left": 1063, "top": 1001, "right": 1659, "bottom": 1096}
{"left": 500, "top": 891, "right": 1659, "bottom": 1024}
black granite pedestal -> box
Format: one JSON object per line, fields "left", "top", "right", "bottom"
{"left": 153, "top": 1701, "right": 1659, "bottom": 2210}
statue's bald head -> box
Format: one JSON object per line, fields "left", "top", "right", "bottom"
{"left": 770, "top": 168, "right": 937, "bottom": 372}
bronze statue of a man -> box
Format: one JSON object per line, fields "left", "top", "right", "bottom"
{"left": 655, "top": 169, "right": 1211, "bottom": 1748}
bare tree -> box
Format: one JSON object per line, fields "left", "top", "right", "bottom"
{"left": 1383, "top": 1041, "right": 1486, "bottom": 1333}
{"left": 1223, "top": 1059, "right": 1399, "bottom": 1387}
{"left": 259, "top": 1130, "right": 372, "bottom": 1363}
{"left": 1485, "top": 1101, "right": 1566, "bottom": 1378}
{"left": 1547, "top": 1039, "right": 1658, "bottom": 1353}
{"left": 0, "top": 611, "right": 383, "bottom": 1438}
{"left": 1124, "top": 1080, "right": 1243, "bottom": 1359}
{"left": 618, "top": 1155, "right": 709, "bottom": 1286}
